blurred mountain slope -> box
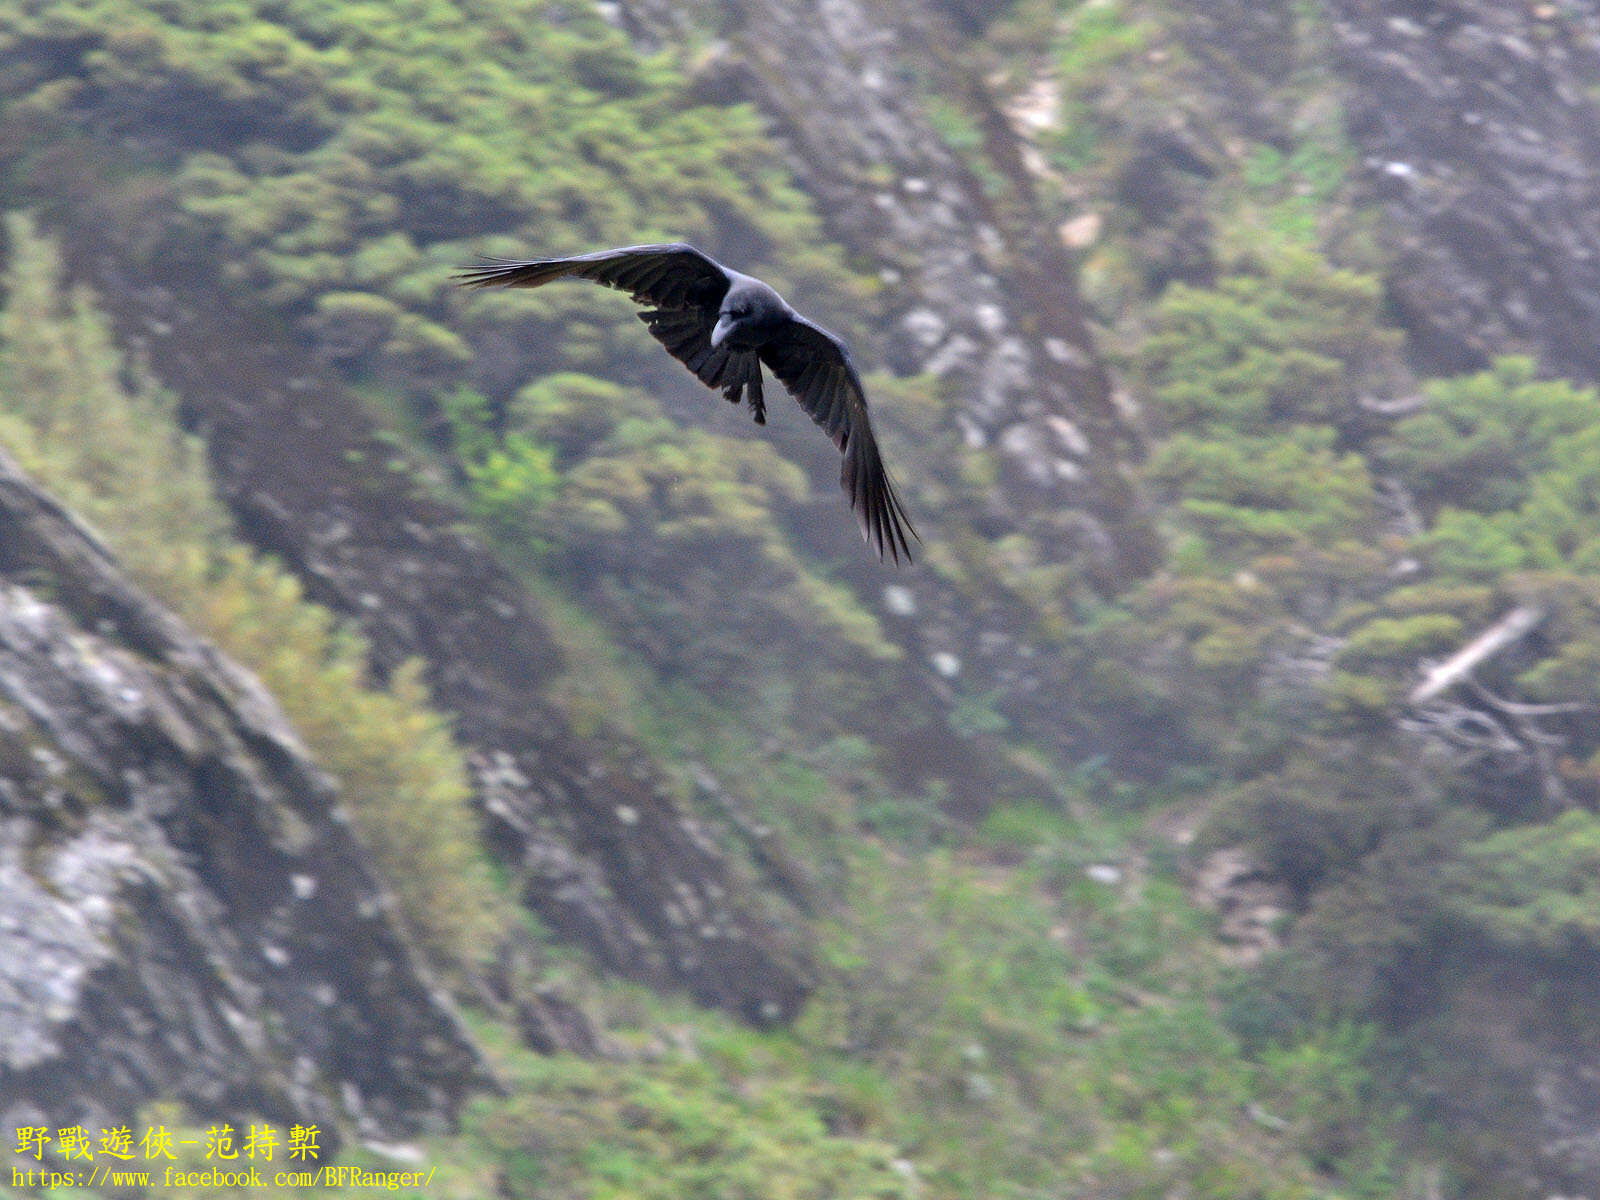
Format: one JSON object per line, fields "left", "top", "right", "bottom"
{"left": 4, "top": 0, "right": 1600, "bottom": 1196}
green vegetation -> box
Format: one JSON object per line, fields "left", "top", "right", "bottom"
{"left": 506, "top": 367, "right": 901, "bottom": 726}
{"left": 2, "top": 0, "right": 1599, "bottom": 1195}
{"left": 797, "top": 834, "right": 1396, "bottom": 1199}
{"left": 107, "top": 817, "right": 1402, "bottom": 1200}
{"left": 1446, "top": 810, "right": 1600, "bottom": 958}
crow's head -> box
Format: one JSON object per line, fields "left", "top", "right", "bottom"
{"left": 711, "top": 280, "right": 788, "bottom": 350}
{"left": 709, "top": 304, "right": 749, "bottom": 350}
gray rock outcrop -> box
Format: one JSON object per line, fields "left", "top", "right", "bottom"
{"left": 1329, "top": 0, "right": 1600, "bottom": 382}
{"left": 0, "top": 447, "right": 485, "bottom": 1140}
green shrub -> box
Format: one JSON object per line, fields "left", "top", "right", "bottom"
{"left": 1445, "top": 811, "right": 1600, "bottom": 959}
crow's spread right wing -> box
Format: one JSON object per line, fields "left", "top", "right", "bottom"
{"left": 455, "top": 243, "right": 731, "bottom": 312}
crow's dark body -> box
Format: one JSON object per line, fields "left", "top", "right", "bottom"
{"left": 457, "top": 243, "right": 916, "bottom": 564}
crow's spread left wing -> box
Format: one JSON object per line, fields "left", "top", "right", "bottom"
{"left": 759, "top": 317, "right": 917, "bottom": 564}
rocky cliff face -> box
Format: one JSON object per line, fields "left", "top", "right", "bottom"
{"left": 0, "top": 448, "right": 484, "bottom": 1140}
{"left": 1328, "top": 0, "right": 1600, "bottom": 384}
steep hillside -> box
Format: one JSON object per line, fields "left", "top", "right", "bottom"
{"left": 966, "top": 1, "right": 1600, "bottom": 1192}
{"left": 3, "top": 0, "right": 1600, "bottom": 1196}
{"left": 0, "top": 449, "right": 483, "bottom": 1141}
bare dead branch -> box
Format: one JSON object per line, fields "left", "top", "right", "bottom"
{"left": 1467, "top": 677, "right": 1600, "bottom": 722}
{"left": 1399, "top": 702, "right": 1524, "bottom": 757}
{"left": 1409, "top": 604, "right": 1546, "bottom": 705}
{"left": 1358, "top": 392, "right": 1426, "bottom": 417}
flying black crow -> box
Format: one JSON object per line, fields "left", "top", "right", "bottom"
{"left": 457, "top": 243, "right": 916, "bottom": 564}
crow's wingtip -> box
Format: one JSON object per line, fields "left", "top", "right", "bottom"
{"left": 453, "top": 256, "right": 527, "bottom": 286}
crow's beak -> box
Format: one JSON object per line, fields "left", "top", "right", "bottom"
{"left": 710, "top": 313, "right": 735, "bottom": 349}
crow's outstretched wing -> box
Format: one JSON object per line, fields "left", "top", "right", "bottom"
{"left": 458, "top": 244, "right": 763, "bottom": 415}
{"left": 760, "top": 317, "right": 917, "bottom": 564}
{"left": 456, "top": 242, "right": 731, "bottom": 311}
